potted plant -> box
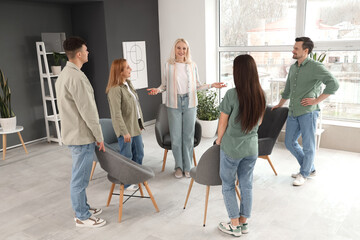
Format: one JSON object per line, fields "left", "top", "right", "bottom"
{"left": 197, "top": 89, "right": 220, "bottom": 138}
{"left": 51, "top": 52, "right": 67, "bottom": 75}
{"left": 0, "top": 68, "right": 16, "bottom": 131}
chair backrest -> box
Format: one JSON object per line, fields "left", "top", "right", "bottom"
{"left": 258, "top": 106, "right": 288, "bottom": 139}
{"left": 155, "top": 104, "right": 202, "bottom": 148}
{"left": 155, "top": 104, "right": 169, "bottom": 148}
{"left": 194, "top": 144, "right": 222, "bottom": 186}
{"left": 100, "top": 118, "right": 118, "bottom": 144}
{"left": 95, "top": 143, "right": 154, "bottom": 185}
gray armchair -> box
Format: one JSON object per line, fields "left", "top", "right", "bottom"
{"left": 155, "top": 104, "right": 201, "bottom": 171}
{"left": 258, "top": 106, "right": 289, "bottom": 175}
{"left": 183, "top": 144, "right": 240, "bottom": 227}
{"left": 95, "top": 143, "right": 159, "bottom": 222}
{"left": 90, "top": 118, "right": 119, "bottom": 180}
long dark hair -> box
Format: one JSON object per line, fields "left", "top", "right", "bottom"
{"left": 233, "top": 54, "right": 265, "bottom": 133}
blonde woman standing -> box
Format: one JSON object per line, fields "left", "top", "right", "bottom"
{"left": 147, "top": 38, "right": 225, "bottom": 178}
{"left": 106, "top": 59, "right": 145, "bottom": 175}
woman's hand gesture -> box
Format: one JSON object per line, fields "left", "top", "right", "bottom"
{"left": 147, "top": 88, "right": 160, "bottom": 95}
{"left": 211, "top": 82, "right": 227, "bottom": 89}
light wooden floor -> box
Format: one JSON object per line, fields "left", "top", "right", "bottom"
{"left": 1, "top": 124, "right": 360, "bottom": 240}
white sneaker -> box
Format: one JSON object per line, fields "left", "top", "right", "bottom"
{"left": 291, "top": 170, "right": 316, "bottom": 178}
{"left": 89, "top": 207, "right": 102, "bottom": 216}
{"left": 125, "top": 184, "right": 138, "bottom": 191}
{"left": 75, "top": 216, "right": 106, "bottom": 228}
{"left": 175, "top": 168, "right": 183, "bottom": 178}
{"left": 184, "top": 171, "right": 190, "bottom": 178}
{"left": 293, "top": 174, "right": 307, "bottom": 186}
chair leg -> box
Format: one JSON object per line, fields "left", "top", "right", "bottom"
{"left": 89, "top": 161, "right": 97, "bottom": 181}
{"left": 183, "top": 178, "right": 194, "bottom": 209}
{"left": 138, "top": 183, "right": 144, "bottom": 197}
{"left": 193, "top": 150, "right": 197, "bottom": 166}
{"left": 119, "top": 184, "right": 125, "bottom": 222}
{"left": 259, "top": 155, "right": 278, "bottom": 176}
{"left": 143, "top": 181, "right": 159, "bottom": 212}
{"left": 107, "top": 183, "right": 115, "bottom": 207}
{"left": 161, "top": 149, "right": 168, "bottom": 172}
{"left": 235, "top": 185, "right": 241, "bottom": 201}
{"left": 203, "top": 186, "right": 210, "bottom": 227}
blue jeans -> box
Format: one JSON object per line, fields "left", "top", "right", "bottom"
{"left": 167, "top": 94, "right": 196, "bottom": 172}
{"left": 118, "top": 134, "right": 144, "bottom": 165}
{"left": 220, "top": 149, "right": 257, "bottom": 219}
{"left": 285, "top": 111, "right": 319, "bottom": 177}
{"left": 68, "top": 143, "right": 95, "bottom": 220}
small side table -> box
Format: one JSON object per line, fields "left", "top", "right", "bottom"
{"left": 0, "top": 126, "right": 28, "bottom": 160}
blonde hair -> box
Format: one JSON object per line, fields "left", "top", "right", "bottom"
{"left": 167, "top": 38, "right": 192, "bottom": 64}
{"left": 105, "top": 59, "right": 127, "bottom": 93}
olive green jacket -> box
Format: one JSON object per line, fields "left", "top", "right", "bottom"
{"left": 107, "top": 80, "right": 144, "bottom": 137}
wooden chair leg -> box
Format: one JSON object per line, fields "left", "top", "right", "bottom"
{"left": 17, "top": 132, "right": 28, "bottom": 154}
{"left": 138, "top": 183, "right": 144, "bottom": 197}
{"left": 3, "top": 134, "right": 6, "bottom": 160}
{"left": 161, "top": 149, "right": 168, "bottom": 172}
{"left": 235, "top": 186, "right": 241, "bottom": 201}
{"left": 259, "top": 155, "right": 278, "bottom": 176}
{"left": 143, "top": 181, "right": 159, "bottom": 212}
{"left": 203, "top": 186, "right": 210, "bottom": 227}
{"left": 107, "top": 183, "right": 115, "bottom": 207}
{"left": 183, "top": 178, "right": 194, "bottom": 209}
{"left": 193, "top": 150, "right": 197, "bottom": 166}
{"left": 89, "top": 161, "right": 97, "bottom": 181}
{"left": 119, "top": 184, "right": 125, "bottom": 222}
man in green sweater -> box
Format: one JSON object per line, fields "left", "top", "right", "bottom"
{"left": 55, "top": 37, "right": 106, "bottom": 227}
{"left": 272, "top": 37, "right": 339, "bottom": 186}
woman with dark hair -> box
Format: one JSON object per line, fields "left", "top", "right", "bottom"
{"left": 216, "top": 54, "right": 265, "bottom": 237}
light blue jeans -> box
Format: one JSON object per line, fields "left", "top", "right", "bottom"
{"left": 167, "top": 93, "right": 196, "bottom": 172}
{"left": 118, "top": 134, "right": 144, "bottom": 165}
{"left": 220, "top": 149, "right": 257, "bottom": 219}
{"left": 118, "top": 134, "right": 144, "bottom": 188}
{"left": 285, "top": 111, "right": 319, "bottom": 177}
{"left": 68, "top": 143, "right": 95, "bottom": 220}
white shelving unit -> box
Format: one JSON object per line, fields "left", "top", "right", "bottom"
{"left": 36, "top": 42, "right": 62, "bottom": 145}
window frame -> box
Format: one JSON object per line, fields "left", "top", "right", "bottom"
{"left": 217, "top": 0, "right": 360, "bottom": 122}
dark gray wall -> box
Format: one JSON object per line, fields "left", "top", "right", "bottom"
{"left": 0, "top": 0, "right": 73, "bottom": 147}
{"left": 0, "top": 0, "right": 162, "bottom": 148}
{"left": 103, "top": 0, "right": 162, "bottom": 120}
{"left": 71, "top": 2, "right": 109, "bottom": 117}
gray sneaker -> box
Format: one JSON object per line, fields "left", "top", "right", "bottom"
{"left": 218, "top": 222, "right": 241, "bottom": 237}
{"left": 291, "top": 170, "right": 316, "bottom": 178}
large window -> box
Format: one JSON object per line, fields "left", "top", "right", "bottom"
{"left": 219, "top": 0, "right": 360, "bottom": 121}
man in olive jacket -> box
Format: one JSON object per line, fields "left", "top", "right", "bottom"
{"left": 55, "top": 37, "right": 106, "bottom": 228}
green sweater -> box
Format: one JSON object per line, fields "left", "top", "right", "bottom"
{"left": 282, "top": 58, "right": 339, "bottom": 117}
{"left": 107, "top": 80, "right": 144, "bottom": 137}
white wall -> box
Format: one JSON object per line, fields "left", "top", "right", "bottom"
{"left": 158, "top": 0, "right": 217, "bottom": 86}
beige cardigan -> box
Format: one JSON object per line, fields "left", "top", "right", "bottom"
{"left": 107, "top": 80, "right": 144, "bottom": 137}
{"left": 55, "top": 61, "right": 103, "bottom": 145}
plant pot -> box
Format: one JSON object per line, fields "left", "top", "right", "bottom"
{"left": 198, "top": 119, "right": 218, "bottom": 138}
{"left": 0, "top": 116, "right": 17, "bottom": 131}
{"left": 51, "top": 66, "right": 62, "bottom": 75}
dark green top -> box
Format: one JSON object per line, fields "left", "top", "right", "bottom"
{"left": 282, "top": 58, "right": 339, "bottom": 117}
{"left": 219, "top": 88, "right": 259, "bottom": 159}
